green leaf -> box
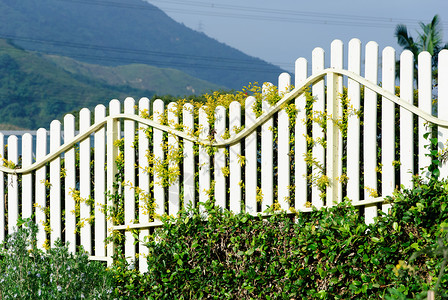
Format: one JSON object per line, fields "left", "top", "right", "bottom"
{"left": 371, "top": 237, "right": 380, "bottom": 243}
{"left": 433, "top": 168, "right": 440, "bottom": 177}
{"left": 317, "top": 268, "right": 326, "bottom": 278}
{"left": 316, "top": 290, "right": 327, "bottom": 298}
{"left": 440, "top": 222, "right": 448, "bottom": 230}
{"left": 432, "top": 159, "right": 440, "bottom": 166}
{"left": 410, "top": 243, "right": 420, "bottom": 250}
{"left": 416, "top": 203, "right": 424, "bottom": 211}
{"left": 353, "top": 280, "right": 362, "bottom": 286}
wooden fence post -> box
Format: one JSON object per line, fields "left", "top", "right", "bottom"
{"left": 312, "top": 47, "right": 325, "bottom": 208}
{"left": 261, "top": 83, "right": 274, "bottom": 211}
{"left": 326, "top": 70, "right": 341, "bottom": 207}
{"left": 138, "top": 97, "right": 151, "bottom": 273}
{"left": 64, "top": 114, "right": 76, "bottom": 254}
{"left": 80, "top": 108, "right": 91, "bottom": 253}
{"left": 106, "top": 100, "right": 120, "bottom": 266}
{"left": 278, "top": 73, "right": 291, "bottom": 210}
{"left": 418, "top": 52, "right": 432, "bottom": 178}
{"left": 50, "top": 120, "right": 62, "bottom": 247}
{"left": 124, "top": 98, "right": 136, "bottom": 264}
{"left": 7, "top": 135, "right": 18, "bottom": 235}
{"left": 95, "top": 105, "right": 107, "bottom": 258}
{"left": 331, "top": 39, "right": 344, "bottom": 203}
{"left": 36, "top": 128, "right": 47, "bottom": 248}
{"left": 229, "top": 101, "right": 242, "bottom": 213}
{"left": 294, "top": 58, "right": 308, "bottom": 210}
{"left": 364, "top": 41, "right": 379, "bottom": 223}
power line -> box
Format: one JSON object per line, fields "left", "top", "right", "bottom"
{"left": 0, "top": 36, "right": 288, "bottom": 73}
{"left": 148, "top": 0, "right": 420, "bottom": 24}
{"left": 0, "top": 33, "right": 291, "bottom": 70}
{"left": 56, "top": 0, "right": 440, "bottom": 30}
{"left": 0, "top": 34, "right": 266, "bottom": 65}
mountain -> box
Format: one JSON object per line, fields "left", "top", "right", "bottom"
{"left": 44, "top": 55, "right": 224, "bottom": 96}
{"left": 0, "top": 0, "right": 284, "bottom": 90}
{"left": 0, "top": 39, "right": 154, "bottom": 129}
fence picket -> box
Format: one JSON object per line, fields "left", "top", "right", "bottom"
{"left": 124, "top": 98, "right": 136, "bottom": 262}
{"left": 80, "top": 108, "right": 92, "bottom": 253}
{"left": 364, "top": 41, "right": 379, "bottom": 223}
{"left": 214, "top": 106, "right": 227, "bottom": 209}
{"left": 138, "top": 98, "right": 151, "bottom": 272}
{"left": 347, "top": 38, "right": 361, "bottom": 202}
{"left": 22, "top": 133, "right": 33, "bottom": 220}
{"left": 278, "top": 73, "right": 291, "bottom": 210}
{"left": 153, "top": 100, "right": 165, "bottom": 216}
{"left": 107, "top": 99, "right": 121, "bottom": 264}
{"left": 245, "top": 96, "right": 257, "bottom": 213}
{"left": 400, "top": 50, "right": 415, "bottom": 189}
{"left": 36, "top": 128, "right": 47, "bottom": 248}
{"left": 312, "top": 47, "right": 325, "bottom": 208}
{"left": 382, "top": 47, "right": 396, "bottom": 214}
{"left": 418, "top": 52, "right": 432, "bottom": 177}
{"left": 438, "top": 50, "right": 448, "bottom": 178}
{"left": 95, "top": 105, "right": 107, "bottom": 257}
{"left": 183, "top": 103, "right": 195, "bottom": 210}
{"left": 199, "top": 107, "right": 210, "bottom": 207}
{"left": 229, "top": 101, "right": 242, "bottom": 213}
{"left": 168, "top": 102, "right": 180, "bottom": 215}
{"left": 64, "top": 114, "right": 76, "bottom": 253}
{"left": 50, "top": 120, "right": 62, "bottom": 247}
{"left": 330, "top": 39, "right": 344, "bottom": 204}
{"left": 294, "top": 58, "right": 308, "bottom": 210}
{"left": 261, "top": 83, "right": 274, "bottom": 211}
{"left": 7, "top": 135, "right": 18, "bottom": 234}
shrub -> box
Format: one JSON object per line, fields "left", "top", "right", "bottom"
{"left": 4, "top": 180, "right": 447, "bottom": 299}
{"left": 108, "top": 176, "right": 448, "bottom": 299}
{"left": 0, "top": 218, "right": 114, "bottom": 299}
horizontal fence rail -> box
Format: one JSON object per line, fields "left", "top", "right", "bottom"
{"left": 1, "top": 38, "right": 448, "bottom": 271}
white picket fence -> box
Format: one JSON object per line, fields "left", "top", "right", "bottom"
{"left": 1, "top": 38, "right": 448, "bottom": 272}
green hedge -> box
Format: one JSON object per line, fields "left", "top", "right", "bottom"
{"left": 2, "top": 177, "right": 448, "bottom": 299}
{"left": 110, "top": 177, "right": 448, "bottom": 299}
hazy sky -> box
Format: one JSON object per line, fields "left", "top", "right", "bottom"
{"left": 145, "top": 0, "right": 448, "bottom": 72}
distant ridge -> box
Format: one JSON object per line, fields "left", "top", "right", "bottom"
{"left": 44, "top": 55, "right": 225, "bottom": 96}
{"left": 0, "top": 0, "right": 285, "bottom": 89}
{"left": 0, "top": 39, "right": 154, "bottom": 129}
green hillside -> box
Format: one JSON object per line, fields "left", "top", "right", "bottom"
{"left": 0, "top": 0, "right": 284, "bottom": 89}
{"left": 45, "top": 55, "right": 224, "bottom": 96}
{"left": 0, "top": 40, "right": 154, "bottom": 129}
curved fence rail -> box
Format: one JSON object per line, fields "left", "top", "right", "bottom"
{"left": 1, "top": 38, "right": 448, "bottom": 271}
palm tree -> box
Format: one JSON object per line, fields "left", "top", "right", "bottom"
{"left": 395, "top": 14, "right": 448, "bottom": 81}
